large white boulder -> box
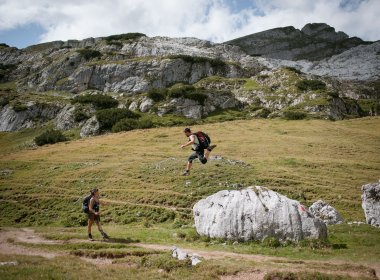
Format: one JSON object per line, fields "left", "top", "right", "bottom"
{"left": 193, "top": 186, "right": 327, "bottom": 242}
{"left": 309, "top": 200, "right": 343, "bottom": 225}
{"left": 362, "top": 181, "right": 380, "bottom": 227}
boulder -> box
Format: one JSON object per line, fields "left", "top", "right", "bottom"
{"left": 309, "top": 200, "right": 343, "bottom": 225}
{"left": 362, "top": 181, "right": 380, "bottom": 227}
{"left": 80, "top": 116, "right": 100, "bottom": 138}
{"left": 139, "top": 97, "right": 154, "bottom": 113}
{"left": 171, "top": 247, "right": 202, "bottom": 266}
{"left": 193, "top": 186, "right": 327, "bottom": 242}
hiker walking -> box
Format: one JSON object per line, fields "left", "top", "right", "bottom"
{"left": 82, "top": 188, "right": 109, "bottom": 241}
{"left": 181, "top": 128, "right": 216, "bottom": 176}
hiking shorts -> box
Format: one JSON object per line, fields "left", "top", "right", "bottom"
{"left": 188, "top": 148, "right": 207, "bottom": 164}
{"left": 87, "top": 212, "right": 100, "bottom": 222}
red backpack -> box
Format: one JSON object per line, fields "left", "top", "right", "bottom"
{"left": 193, "top": 131, "right": 211, "bottom": 149}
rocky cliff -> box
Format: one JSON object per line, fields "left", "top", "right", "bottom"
{"left": 226, "top": 23, "right": 371, "bottom": 61}
{"left": 0, "top": 24, "right": 379, "bottom": 135}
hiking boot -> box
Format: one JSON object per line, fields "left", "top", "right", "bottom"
{"left": 88, "top": 233, "right": 94, "bottom": 241}
{"left": 182, "top": 170, "right": 190, "bottom": 176}
{"left": 207, "top": 145, "right": 217, "bottom": 152}
{"left": 101, "top": 231, "right": 109, "bottom": 239}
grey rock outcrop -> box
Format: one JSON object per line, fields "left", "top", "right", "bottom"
{"left": 226, "top": 23, "right": 368, "bottom": 61}
{"left": 80, "top": 116, "right": 100, "bottom": 138}
{"left": 0, "top": 102, "right": 62, "bottom": 131}
{"left": 256, "top": 41, "right": 380, "bottom": 81}
{"left": 139, "top": 97, "right": 154, "bottom": 113}
{"left": 54, "top": 105, "right": 77, "bottom": 130}
{"left": 362, "top": 181, "right": 380, "bottom": 227}
{"left": 193, "top": 186, "right": 327, "bottom": 242}
{"left": 309, "top": 200, "right": 343, "bottom": 225}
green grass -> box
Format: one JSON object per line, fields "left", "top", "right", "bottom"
{"left": 0, "top": 118, "right": 380, "bottom": 278}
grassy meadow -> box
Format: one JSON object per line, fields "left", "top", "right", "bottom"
{"left": 1, "top": 117, "right": 380, "bottom": 279}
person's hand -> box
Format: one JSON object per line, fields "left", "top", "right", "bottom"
{"left": 95, "top": 212, "right": 99, "bottom": 216}
{"left": 181, "top": 145, "right": 185, "bottom": 149}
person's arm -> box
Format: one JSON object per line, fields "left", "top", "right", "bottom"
{"left": 89, "top": 198, "right": 98, "bottom": 215}
{"left": 181, "top": 135, "right": 195, "bottom": 148}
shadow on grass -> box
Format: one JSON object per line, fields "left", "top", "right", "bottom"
{"left": 103, "top": 237, "right": 140, "bottom": 244}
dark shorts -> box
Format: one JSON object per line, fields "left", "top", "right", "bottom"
{"left": 188, "top": 148, "right": 207, "bottom": 164}
{"left": 87, "top": 212, "right": 100, "bottom": 222}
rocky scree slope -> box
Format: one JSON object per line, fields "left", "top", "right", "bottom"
{"left": 0, "top": 30, "right": 379, "bottom": 135}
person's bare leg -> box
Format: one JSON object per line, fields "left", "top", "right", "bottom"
{"left": 205, "top": 145, "right": 217, "bottom": 160}
{"left": 95, "top": 220, "right": 103, "bottom": 232}
{"left": 186, "top": 161, "right": 192, "bottom": 171}
{"left": 88, "top": 219, "right": 94, "bottom": 240}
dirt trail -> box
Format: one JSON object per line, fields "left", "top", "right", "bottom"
{"left": 0, "top": 228, "right": 378, "bottom": 280}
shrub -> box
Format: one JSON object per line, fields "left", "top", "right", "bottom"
{"left": 112, "top": 118, "right": 138, "bottom": 132}
{"left": 96, "top": 108, "right": 140, "bottom": 131}
{"left": 137, "top": 117, "right": 154, "bottom": 129}
{"left": 73, "top": 107, "right": 89, "bottom": 122}
{"left": 296, "top": 79, "right": 326, "bottom": 91}
{"left": 12, "top": 102, "right": 28, "bottom": 112}
{"left": 104, "top": 33, "right": 146, "bottom": 42}
{"left": 284, "top": 66, "right": 301, "bottom": 74}
{"left": 169, "top": 55, "right": 227, "bottom": 68}
{"left": 167, "top": 85, "right": 195, "bottom": 98}
{"left": 262, "top": 237, "right": 281, "bottom": 248}
{"left": 72, "top": 94, "right": 118, "bottom": 109}
{"left": 167, "top": 85, "right": 208, "bottom": 105}
{"left": 147, "top": 88, "right": 168, "bottom": 102}
{"left": 283, "top": 110, "right": 307, "bottom": 120}
{"left": 76, "top": 49, "right": 102, "bottom": 60}
{"left": 0, "top": 96, "right": 10, "bottom": 107}
{"left": 35, "top": 129, "right": 67, "bottom": 146}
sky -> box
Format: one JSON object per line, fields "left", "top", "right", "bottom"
{"left": 0, "top": 0, "right": 379, "bottom": 49}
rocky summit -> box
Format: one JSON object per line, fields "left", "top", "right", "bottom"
{"left": 226, "top": 23, "right": 371, "bottom": 61}
{"left": 0, "top": 24, "right": 379, "bottom": 136}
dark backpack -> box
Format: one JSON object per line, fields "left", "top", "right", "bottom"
{"left": 82, "top": 194, "right": 93, "bottom": 213}
{"left": 194, "top": 131, "right": 211, "bottom": 149}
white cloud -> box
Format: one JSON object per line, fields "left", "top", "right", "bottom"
{"left": 0, "top": 0, "right": 379, "bottom": 43}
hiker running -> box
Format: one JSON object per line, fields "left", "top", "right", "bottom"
{"left": 82, "top": 188, "right": 109, "bottom": 241}
{"left": 181, "top": 128, "right": 216, "bottom": 176}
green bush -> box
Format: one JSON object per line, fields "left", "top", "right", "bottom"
{"left": 76, "top": 49, "right": 102, "bottom": 60}
{"left": 104, "top": 33, "right": 146, "bottom": 42}
{"left": 262, "top": 237, "right": 281, "bottom": 248}
{"left": 112, "top": 118, "right": 138, "bottom": 132}
{"left": 169, "top": 55, "right": 227, "bottom": 68}
{"left": 112, "top": 116, "right": 154, "bottom": 133}
{"left": 35, "top": 129, "right": 67, "bottom": 146}
{"left": 12, "top": 102, "right": 28, "bottom": 112}
{"left": 72, "top": 94, "right": 118, "bottom": 109}
{"left": 283, "top": 110, "right": 308, "bottom": 120}
{"left": 0, "top": 96, "right": 10, "bottom": 107}
{"left": 137, "top": 117, "right": 154, "bottom": 129}
{"left": 73, "top": 107, "right": 89, "bottom": 122}
{"left": 167, "top": 85, "right": 208, "bottom": 105}
{"left": 96, "top": 108, "right": 140, "bottom": 131}
{"left": 147, "top": 88, "right": 168, "bottom": 102}
{"left": 296, "top": 79, "right": 326, "bottom": 91}
{"left": 284, "top": 66, "right": 301, "bottom": 74}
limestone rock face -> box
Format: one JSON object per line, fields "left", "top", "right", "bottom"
{"left": 226, "top": 23, "right": 366, "bottom": 61}
{"left": 80, "top": 116, "right": 100, "bottom": 138}
{"left": 362, "top": 181, "right": 380, "bottom": 227}
{"left": 139, "top": 97, "right": 154, "bottom": 113}
{"left": 54, "top": 105, "right": 77, "bottom": 130}
{"left": 0, "top": 103, "right": 62, "bottom": 131}
{"left": 193, "top": 187, "right": 327, "bottom": 241}
{"left": 309, "top": 200, "right": 343, "bottom": 225}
